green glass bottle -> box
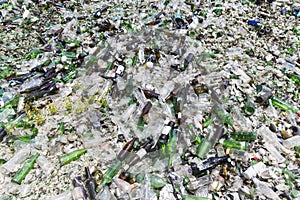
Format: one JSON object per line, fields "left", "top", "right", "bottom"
{"left": 244, "top": 97, "right": 255, "bottom": 116}
{"left": 150, "top": 174, "right": 166, "bottom": 189}
{"left": 293, "top": 27, "right": 300, "bottom": 36}
{"left": 282, "top": 169, "right": 297, "bottom": 181}
{"left": 124, "top": 76, "right": 134, "bottom": 97}
{"left": 213, "top": 8, "right": 222, "bottom": 15}
{"left": 0, "top": 67, "right": 11, "bottom": 79}
{"left": 220, "top": 139, "right": 248, "bottom": 151}
{"left": 0, "top": 158, "right": 7, "bottom": 165}
{"left": 66, "top": 39, "right": 81, "bottom": 46}
{"left": 295, "top": 146, "right": 300, "bottom": 157}
{"left": 284, "top": 71, "right": 300, "bottom": 84}
{"left": 212, "top": 104, "right": 234, "bottom": 127}
{"left": 100, "top": 138, "right": 136, "bottom": 187}
{"left": 133, "top": 174, "right": 144, "bottom": 184}
{"left": 61, "top": 52, "right": 76, "bottom": 59}
{"left": 59, "top": 149, "right": 87, "bottom": 166}
{"left": 25, "top": 49, "right": 43, "bottom": 60}
{"left": 132, "top": 54, "right": 138, "bottom": 67}
{"left": 203, "top": 115, "right": 215, "bottom": 128}
{"left": 58, "top": 122, "right": 64, "bottom": 135}
{"left": 42, "top": 59, "right": 52, "bottom": 67}
{"left": 124, "top": 138, "right": 154, "bottom": 170}
{"left": 271, "top": 97, "right": 298, "bottom": 113}
{"left": 12, "top": 153, "right": 40, "bottom": 184}
{"left": 196, "top": 138, "right": 211, "bottom": 159}
{"left": 100, "top": 159, "right": 122, "bottom": 187}
{"left": 62, "top": 69, "right": 78, "bottom": 83}
{"left": 137, "top": 116, "right": 145, "bottom": 131}
{"left": 158, "top": 121, "right": 175, "bottom": 158}
{"left": 290, "top": 190, "right": 300, "bottom": 198}
{"left": 167, "top": 129, "right": 178, "bottom": 167}
{"left": 5, "top": 131, "right": 38, "bottom": 144}
{"left": 230, "top": 131, "right": 257, "bottom": 142}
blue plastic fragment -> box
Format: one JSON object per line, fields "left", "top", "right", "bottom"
{"left": 293, "top": 7, "right": 300, "bottom": 17}
{"left": 247, "top": 20, "right": 260, "bottom": 26}
{"left": 174, "top": 13, "right": 181, "bottom": 19}
{"left": 0, "top": 0, "right": 8, "bottom": 5}
{"left": 280, "top": 8, "right": 287, "bottom": 14}
{"left": 8, "top": 80, "right": 23, "bottom": 87}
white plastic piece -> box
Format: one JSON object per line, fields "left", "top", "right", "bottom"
{"left": 146, "top": 61, "right": 153, "bottom": 68}
{"left": 282, "top": 135, "right": 300, "bottom": 149}
{"left": 17, "top": 97, "right": 25, "bottom": 113}
{"left": 243, "top": 162, "right": 266, "bottom": 179}
{"left": 115, "top": 65, "right": 125, "bottom": 75}
{"left": 267, "top": 144, "right": 286, "bottom": 163}
{"left": 22, "top": 9, "right": 30, "bottom": 19}
{"left": 209, "top": 180, "right": 224, "bottom": 192}
{"left": 162, "top": 125, "right": 172, "bottom": 136}
{"left": 189, "top": 16, "right": 199, "bottom": 29}
{"left": 61, "top": 56, "right": 68, "bottom": 62}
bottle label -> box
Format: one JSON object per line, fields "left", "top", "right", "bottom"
{"left": 177, "top": 112, "right": 182, "bottom": 119}
{"left": 116, "top": 65, "right": 125, "bottom": 75}
{"left": 162, "top": 126, "right": 172, "bottom": 135}
{"left": 136, "top": 148, "right": 147, "bottom": 158}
